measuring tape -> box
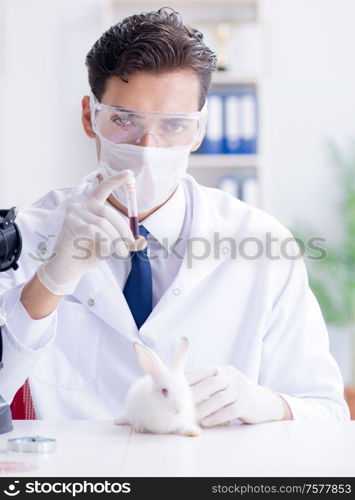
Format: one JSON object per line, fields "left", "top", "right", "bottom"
{"left": 7, "top": 436, "right": 56, "bottom": 454}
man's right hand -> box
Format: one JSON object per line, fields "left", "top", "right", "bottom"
{"left": 36, "top": 170, "right": 146, "bottom": 296}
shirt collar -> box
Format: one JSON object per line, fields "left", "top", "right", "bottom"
{"left": 142, "top": 181, "right": 186, "bottom": 252}
{"left": 118, "top": 182, "right": 186, "bottom": 253}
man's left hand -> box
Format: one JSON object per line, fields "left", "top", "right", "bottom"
{"left": 185, "top": 365, "right": 290, "bottom": 427}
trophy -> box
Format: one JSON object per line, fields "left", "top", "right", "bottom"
{"left": 215, "top": 22, "right": 232, "bottom": 71}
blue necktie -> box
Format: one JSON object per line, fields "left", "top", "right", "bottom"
{"left": 123, "top": 225, "right": 153, "bottom": 329}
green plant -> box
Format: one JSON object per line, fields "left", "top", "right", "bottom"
{"left": 292, "top": 141, "right": 355, "bottom": 382}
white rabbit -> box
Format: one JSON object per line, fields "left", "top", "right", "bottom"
{"left": 114, "top": 337, "right": 201, "bottom": 437}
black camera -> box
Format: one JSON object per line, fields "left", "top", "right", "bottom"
{"left": 0, "top": 207, "right": 22, "bottom": 272}
{"left": 0, "top": 207, "right": 22, "bottom": 433}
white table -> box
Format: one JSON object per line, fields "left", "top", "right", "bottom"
{"left": 0, "top": 420, "right": 354, "bottom": 477}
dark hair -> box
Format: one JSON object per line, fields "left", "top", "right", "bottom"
{"left": 85, "top": 6, "right": 217, "bottom": 110}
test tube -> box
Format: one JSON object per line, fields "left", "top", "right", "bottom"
{"left": 124, "top": 173, "right": 139, "bottom": 239}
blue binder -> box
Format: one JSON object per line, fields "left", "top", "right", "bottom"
{"left": 200, "top": 93, "right": 224, "bottom": 154}
{"left": 240, "top": 174, "right": 258, "bottom": 205}
{"left": 218, "top": 175, "right": 241, "bottom": 198}
{"left": 194, "top": 88, "right": 258, "bottom": 155}
{"left": 240, "top": 91, "right": 257, "bottom": 154}
{"left": 223, "top": 92, "right": 243, "bottom": 154}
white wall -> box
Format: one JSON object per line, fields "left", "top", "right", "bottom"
{"left": 0, "top": 0, "right": 102, "bottom": 209}
{"left": 260, "top": 0, "right": 355, "bottom": 383}
{"left": 260, "top": 0, "right": 355, "bottom": 243}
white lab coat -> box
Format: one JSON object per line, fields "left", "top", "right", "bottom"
{"left": 0, "top": 170, "right": 349, "bottom": 420}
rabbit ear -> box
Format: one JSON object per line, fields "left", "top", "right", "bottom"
{"left": 171, "top": 336, "right": 189, "bottom": 372}
{"left": 133, "top": 342, "right": 164, "bottom": 378}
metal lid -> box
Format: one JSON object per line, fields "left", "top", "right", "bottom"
{"left": 7, "top": 436, "right": 56, "bottom": 454}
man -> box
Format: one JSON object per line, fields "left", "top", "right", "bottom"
{"left": 0, "top": 8, "right": 349, "bottom": 424}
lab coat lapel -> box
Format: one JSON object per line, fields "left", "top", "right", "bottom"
{"left": 71, "top": 265, "right": 138, "bottom": 340}
{"left": 144, "top": 176, "right": 233, "bottom": 323}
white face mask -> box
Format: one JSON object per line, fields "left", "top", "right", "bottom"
{"left": 97, "top": 138, "right": 191, "bottom": 213}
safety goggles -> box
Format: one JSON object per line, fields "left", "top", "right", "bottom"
{"left": 90, "top": 92, "right": 207, "bottom": 148}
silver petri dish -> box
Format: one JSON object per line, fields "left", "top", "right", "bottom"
{"left": 7, "top": 436, "right": 56, "bottom": 454}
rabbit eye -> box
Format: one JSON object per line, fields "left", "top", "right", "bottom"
{"left": 162, "top": 388, "right": 169, "bottom": 397}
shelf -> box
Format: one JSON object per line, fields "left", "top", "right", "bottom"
{"left": 189, "top": 154, "right": 258, "bottom": 169}
{"left": 105, "top": 0, "right": 258, "bottom": 25}
{"left": 212, "top": 72, "right": 259, "bottom": 86}
{"left": 110, "top": 0, "right": 256, "bottom": 6}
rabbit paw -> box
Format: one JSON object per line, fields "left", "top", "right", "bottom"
{"left": 182, "top": 425, "right": 201, "bottom": 437}
{"left": 133, "top": 425, "right": 148, "bottom": 433}
{"left": 114, "top": 414, "right": 129, "bottom": 425}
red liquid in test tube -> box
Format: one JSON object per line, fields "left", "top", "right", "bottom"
{"left": 129, "top": 215, "right": 139, "bottom": 239}
{"left": 124, "top": 173, "right": 139, "bottom": 239}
